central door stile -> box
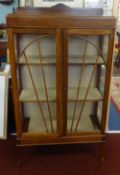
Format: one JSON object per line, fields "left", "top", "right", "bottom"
{"left": 62, "top": 29, "right": 68, "bottom": 136}
{"left": 56, "top": 29, "right": 64, "bottom": 136}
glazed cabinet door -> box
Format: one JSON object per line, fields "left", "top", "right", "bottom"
{"left": 63, "top": 29, "right": 114, "bottom": 135}
{"left": 8, "top": 29, "right": 63, "bottom": 138}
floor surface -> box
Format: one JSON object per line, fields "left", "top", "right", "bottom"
{"left": 0, "top": 134, "right": 120, "bottom": 175}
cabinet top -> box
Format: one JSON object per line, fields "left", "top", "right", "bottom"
{"left": 6, "top": 5, "right": 116, "bottom": 29}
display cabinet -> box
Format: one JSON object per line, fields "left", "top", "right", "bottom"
{"left": 0, "top": 0, "right": 13, "bottom": 4}
{"left": 7, "top": 5, "right": 116, "bottom": 160}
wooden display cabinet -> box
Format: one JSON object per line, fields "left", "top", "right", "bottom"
{"left": 0, "top": 24, "right": 7, "bottom": 58}
{"left": 7, "top": 5, "right": 116, "bottom": 160}
{"left": 0, "top": 0, "right": 13, "bottom": 4}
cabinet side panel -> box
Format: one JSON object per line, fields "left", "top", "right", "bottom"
{"left": 7, "top": 28, "right": 22, "bottom": 137}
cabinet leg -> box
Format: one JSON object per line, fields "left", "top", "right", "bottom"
{"left": 99, "top": 142, "right": 105, "bottom": 162}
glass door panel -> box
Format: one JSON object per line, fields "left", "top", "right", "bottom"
{"left": 15, "top": 33, "right": 57, "bottom": 134}
{"left": 67, "top": 33, "right": 109, "bottom": 133}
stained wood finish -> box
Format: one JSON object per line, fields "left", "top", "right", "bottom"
{"left": 56, "top": 29, "right": 64, "bottom": 136}
{"left": 16, "top": 34, "right": 25, "bottom": 132}
{"left": 7, "top": 6, "right": 116, "bottom": 160}
{"left": 7, "top": 29, "right": 22, "bottom": 137}
{"left": 7, "top": 17, "right": 115, "bottom": 29}
{"left": 101, "top": 31, "right": 115, "bottom": 134}
{"left": 67, "top": 29, "right": 112, "bottom": 35}
{"left": 62, "top": 29, "right": 68, "bottom": 136}
{"left": 0, "top": 42, "right": 7, "bottom": 56}
{"left": 19, "top": 133, "right": 105, "bottom": 146}
{"left": 6, "top": 7, "right": 115, "bottom": 29}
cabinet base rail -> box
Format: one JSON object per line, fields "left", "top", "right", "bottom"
{"left": 17, "top": 134, "right": 105, "bottom": 146}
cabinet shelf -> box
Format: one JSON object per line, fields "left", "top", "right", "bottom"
{"left": 19, "top": 87, "right": 103, "bottom": 102}
{"left": 19, "top": 55, "right": 56, "bottom": 65}
{"left": 18, "top": 55, "right": 104, "bottom": 65}
{"left": 69, "top": 55, "right": 104, "bottom": 64}
{"left": 27, "top": 115, "right": 97, "bottom": 133}
{"left": 19, "top": 88, "right": 56, "bottom": 102}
